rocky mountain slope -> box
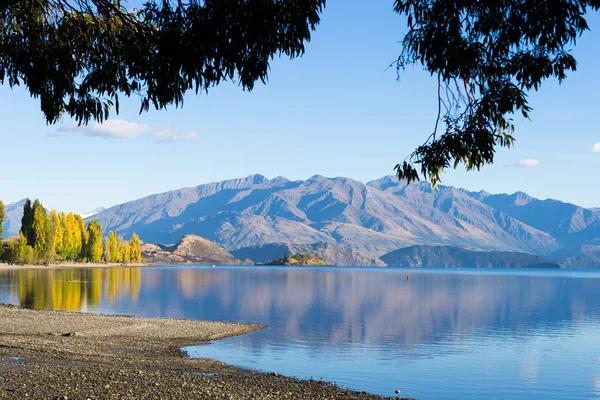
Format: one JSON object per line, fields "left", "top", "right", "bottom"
{"left": 2, "top": 200, "right": 26, "bottom": 239}
{"left": 88, "top": 174, "right": 568, "bottom": 257}
{"left": 232, "top": 242, "right": 386, "bottom": 267}
{"left": 380, "top": 246, "right": 561, "bottom": 268}
{"left": 141, "top": 235, "right": 250, "bottom": 265}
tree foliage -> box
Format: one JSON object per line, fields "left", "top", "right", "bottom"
{"left": 393, "top": 0, "right": 600, "bottom": 185}
{"left": 20, "top": 199, "right": 34, "bottom": 245}
{"left": 87, "top": 220, "right": 103, "bottom": 262}
{"left": 0, "top": 198, "right": 141, "bottom": 265}
{"left": 0, "top": 0, "right": 325, "bottom": 124}
{"left": 129, "top": 233, "right": 142, "bottom": 263}
{"left": 32, "top": 201, "right": 47, "bottom": 253}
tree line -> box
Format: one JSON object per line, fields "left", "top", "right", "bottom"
{"left": 0, "top": 199, "right": 141, "bottom": 265}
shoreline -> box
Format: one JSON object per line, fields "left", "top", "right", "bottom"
{"left": 0, "top": 305, "right": 400, "bottom": 399}
{"left": 0, "top": 262, "right": 145, "bottom": 271}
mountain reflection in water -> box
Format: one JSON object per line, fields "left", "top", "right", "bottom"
{"left": 1, "top": 266, "right": 600, "bottom": 399}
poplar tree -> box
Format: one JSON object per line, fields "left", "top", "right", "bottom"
{"left": 103, "top": 238, "right": 111, "bottom": 263}
{"left": 32, "top": 201, "right": 47, "bottom": 253}
{"left": 129, "top": 233, "right": 142, "bottom": 264}
{"left": 50, "top": 211, "right": 64, "bottom": 257}
{"left": 108, "top": 231, "right": 118, "bottom": 263}
{"left": 43, "top": 218, "right": 56, "bottom": 263}
{"left": 117, "top": 236, "right": 131, "bottom": 264}
{"left": 17, "top": 232, "right": 27, "bottom": 264}
{"left": 87, "top": 221, "right": 103, "bottom": 263}
{"left": 62, "top": 213, "right": 79, "bottom": 261}
{"left": 76, "top": 215, "right": 88, "bottom": 260}
{"left": 20, "top": 199, "right": 34, "bottom": 245}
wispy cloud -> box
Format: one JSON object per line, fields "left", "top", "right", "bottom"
{"left": 514, "top": 159, "right": 540, "bottom": 168}
{"left": 53, "top": 119, "right": 198, "bottom": 143}
{"left": 590, "top": 142, "right": 600, "bottom": 153}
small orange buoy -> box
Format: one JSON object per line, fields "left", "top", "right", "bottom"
{"left": 498, "top": 278, "right": 501, "bottom": 282}
{"left": 530, "top": 279, "right": 533, "bottom": 283}
{"left": 407, "top": 276, "right": 410, "bottom": 281}
{"left": 432, "top": 277, "right": 436, "bottom": 281}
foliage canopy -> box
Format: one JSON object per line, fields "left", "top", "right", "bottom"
{"left": 1, "top": 0, "right": 598, "bottom": 182}
{"left": 392, "top": 0, "right": 600, "bottom": 184}
{"left": 0, "top": 0, "right": 325, "bottom": 124}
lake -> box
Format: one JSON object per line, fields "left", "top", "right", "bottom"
{"left": 1, "top": 266, "right": 599, "bottom": 399}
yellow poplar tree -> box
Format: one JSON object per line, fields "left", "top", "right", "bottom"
{"left": 129, "top": 233, "right": 142, "bottom": 263}
{"left": 117, "top": 236, "right": 130, "bottom": 264}
{"left": 87, "top": 221, "right": 103, "bottom": 263}
{"left": 51, "top": 211, "right": 64, "bottom": 257}
{"left": 32, "top": 202, "right": 47, "bottom": 254}
{"left": 76, "top": 215, "right": 88, "bottom": 260}
{"left": 108, "top": 231, "right": 118, "bottom": 263}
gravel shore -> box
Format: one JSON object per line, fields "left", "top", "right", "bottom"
{"left": 0, "top": 305, "right": 403, "bottom": 399}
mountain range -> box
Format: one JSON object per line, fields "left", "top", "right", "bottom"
{"left": 4, "top": 174, "right": 600, "bottom": 267}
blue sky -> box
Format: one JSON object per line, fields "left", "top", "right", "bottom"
{"left": 1, "top": 1, "right": 599, "bottom": 212}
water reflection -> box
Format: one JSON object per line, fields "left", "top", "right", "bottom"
{"left": 1, "top": 266, "right": 600, "bottom": 400}
{"left": 0, "top": 267, "right": 141, "bottom": 311}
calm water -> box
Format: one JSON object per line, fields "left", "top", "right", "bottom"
{"left": 1, "top": 266, "right": 600, "bottom": 399}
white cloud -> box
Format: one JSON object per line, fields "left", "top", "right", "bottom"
{"left": 514, "top": 159, "right": 540, "bottom": 168}
{"left": 590, "top": 142, "right": 600, "bottom": 153}
{"left": 53, "top": 119, "right": 197, "bottom": 143}
{"left": 151, "top": 127, "right": 198, "bottom": 143}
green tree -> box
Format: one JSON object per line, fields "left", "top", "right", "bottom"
{"left": 32, "top": 201, "right": 47, "bottom": 254}
{"left": 108, "top": 231, "right": 118, "bottom": 263}
{"left": 87, "top": 221, "right": 103, "bottom": 263}
{"left": 20, "top": 199, "right": 34, "bottom": 245}
{"left": 393, "top": 0, "right": 600, "bottom": 185}
{"left": 129, "top": 233, "right": 142, "bottom": 264}
{"left": 0, "top": 0, "right": 325, "bottom": 125}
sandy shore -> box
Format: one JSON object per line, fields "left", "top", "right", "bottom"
{"left": 0, "top": 262, "right": 145, "bottom": 270}
{"left": 0, "top": 305, "right": 401, "bottom": 399}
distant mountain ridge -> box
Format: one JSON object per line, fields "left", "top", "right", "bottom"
{"left": 83, "top": 174, "right": 600, "bottom": 267}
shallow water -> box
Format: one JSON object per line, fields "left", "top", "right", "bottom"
{"left": 1, "top": 266, "right": 600, "bottom": 399}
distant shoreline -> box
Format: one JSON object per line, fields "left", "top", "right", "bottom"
{"left": 0, "top": 262, "right": 145, "bottom": 271}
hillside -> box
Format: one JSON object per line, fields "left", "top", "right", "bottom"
{"left": 87, "top": 174, "right": 567, "bottom": 258}
{"left": 265, "top": 253, "right": 332, "bottom": 266}
{"left": 141, "top": 235, "right": 250, "bottom": 265}
{"left": 231, "top": 242, "right": 386, "bottom": 267}
{"left": 2, "top": 200, "right": 26, "bottom": 239}
{"left": 380, "top": 246, "right": 561, "bottom": 268}
{"left": 549, "top": 245, "right": 600, "bottom": 269}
